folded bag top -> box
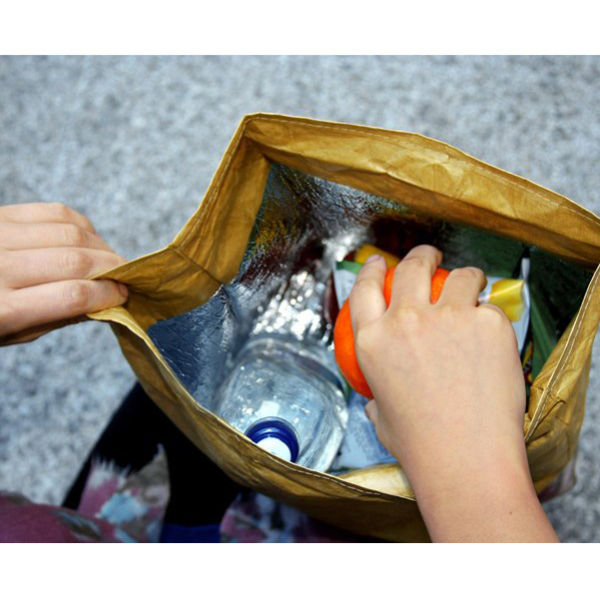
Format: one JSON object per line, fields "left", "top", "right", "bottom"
{"left": 79, "top": 114, "right": 600, "bottom": 542}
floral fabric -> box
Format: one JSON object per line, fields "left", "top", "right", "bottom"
{"left": 219, "top": 490, "right": 376, "bottom": 543}
{"left": 1, "top": 443, "right": 379, "bottom": 543}
{"left": 0, "top": 447, "right": 169, "bottom": 543}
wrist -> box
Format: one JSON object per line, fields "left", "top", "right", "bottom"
{"left": 400, "top": 437, "right": 558, "bottom": 542}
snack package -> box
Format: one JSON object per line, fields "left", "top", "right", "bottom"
{"left": 478, "top": 256, "right": 530, "bottom": 353}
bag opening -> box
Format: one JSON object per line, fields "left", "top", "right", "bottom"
{"left": 147, "top": 162, "right": 594, "bottom": 474}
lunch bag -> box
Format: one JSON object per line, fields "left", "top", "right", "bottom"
{"left": 86, "top": 114, "right": 600, "bottom": 541}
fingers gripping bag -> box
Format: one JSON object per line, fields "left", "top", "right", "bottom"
{"left": 56, "top": 115, "right": 600, "bottom": 542}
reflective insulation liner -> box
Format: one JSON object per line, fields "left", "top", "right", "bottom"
{"left": 148, "top": 163, "right": 593, "bottom": 415}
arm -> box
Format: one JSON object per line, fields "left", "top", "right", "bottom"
{"left": 0, "top": 202, "right": 128, "bottom": 344}
{"left": 350, "top": 245, "right": 558, "bottom": 542}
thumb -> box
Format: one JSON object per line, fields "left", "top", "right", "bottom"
{"left": 349, "top": 255, "right": 387, "bottom": 335}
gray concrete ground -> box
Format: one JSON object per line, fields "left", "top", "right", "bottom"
{"left": 1, "top": 55, "right": 599, "bottom": 541}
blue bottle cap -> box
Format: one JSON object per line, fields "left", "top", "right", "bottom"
{"left": 245, "top": 417, "right": 300, "bottom": 463}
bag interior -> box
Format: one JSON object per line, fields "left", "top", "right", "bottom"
{"left": 148, "top": 163, "right": 594, "bottom": 470}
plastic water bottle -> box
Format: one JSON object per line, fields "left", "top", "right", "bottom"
{"left": 212, "top": 335, "right": 349, "bottom": 472}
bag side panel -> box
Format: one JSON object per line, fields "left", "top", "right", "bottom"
{"left": 91, "top": 310, "right": 428, "bottom": 541}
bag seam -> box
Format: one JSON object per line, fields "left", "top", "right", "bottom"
{"left": 170, "top": 246, "right": 226, "bottom": 286}
{"left": 177, "top": 121, "right": 250, "bottom": 253}
{"left": 107, "top": 117, "right": 249, "bottom": 286}
{"left": 525, "top": 265, "right": 600, "bottom": 441}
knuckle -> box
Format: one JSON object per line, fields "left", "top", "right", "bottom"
{"left": 349, "top": 279, "right": 382, "bottom": 308}
{"left": 485, "top": 304, "right": 504, "bottom": 319}
{"left": 81, "top": 215, "right": 95, "bottom": 232}
{"left": 0, "top": 250, "right": 10, "bottom": 273}
{"left": 480, "top": 305, "right": 509, "bottom": 327}
{"left": 412, "top": 244, "right": 439, "bottom": 255}
{"left": 63, "top": 281, "right": 92, "bottom": 313}
{"left": 406, "top": 244, "right": 442, "bottom": 263}
{"left": 62, "top": 223, "right": 87, "bottom": 247}
{"left": 354, "top": 327, "right": 378, "bottom": 358}
{"left": 0, "top": 299, "right": 15, "bottom": 336}
{"left": 437, "top": 303, "right": 463, "bottom": 321}
{"left": 461, "top": 266, "right": 485, "bottom": 280}
{"left": 48, "top": 202, "right": 71, "bottom": 220}
{"left": 351, "top": 277, "right": 378, "bottom": 294}
{"left": 449, "top": 266, "right": 485, "bottom": 284}
{"left": 488, "top": 314, "right": 517, "bottom": 345}
{"left": 394, "top": 306, "right": 421, "bottom": 332}
{"left": 62, "top": 249, "right": 92, "bottom": 277}
{"left": 401, "top": 255, "right": 428, "bottom": 271}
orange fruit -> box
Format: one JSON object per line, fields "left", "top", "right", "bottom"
{"left": 334, "top": 265, "right": 450, "bottom": 398}
{"left": 383, "top": 265, "right": 450, "bottom": 305}
{"left": 333, "top": 300, "right": 373, "bottom": 398}
{"left": 430, "top": 267, "right": 450, "bottom": 303}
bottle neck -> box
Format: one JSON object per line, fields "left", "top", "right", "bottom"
{"left": 245, "top": 417, "right": 300, "bottom": 463}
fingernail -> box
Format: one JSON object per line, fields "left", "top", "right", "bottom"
{"left": 117, "top": 283, "right": 128, "bottom": 298}
{"left": 364, "top": 254, "right": 382, "bottom": 265}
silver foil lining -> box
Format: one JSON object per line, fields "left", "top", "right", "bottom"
{"left": 148, "top": 163, "right": 593, "bottom": 407}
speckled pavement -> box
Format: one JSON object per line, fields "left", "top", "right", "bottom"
{"left": 1, "top": 55, "right": 599, "bottom": 541}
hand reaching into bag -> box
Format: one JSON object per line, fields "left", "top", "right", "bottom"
{"left": 0, "top": 203, "right": 128, "bottom": 344}
{"left": 350, "top": 244, "right": 558, "bottom": 542}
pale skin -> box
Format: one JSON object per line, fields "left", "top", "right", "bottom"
{"left": 0, "top": 202, "right": 128, "bottom": 343}
{"left": 350, "top": 244, "right": 559, "bottom": 542}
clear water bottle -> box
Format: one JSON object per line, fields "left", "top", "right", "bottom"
{"left": 212, "top": 334, "right": 349, "bottom": 472}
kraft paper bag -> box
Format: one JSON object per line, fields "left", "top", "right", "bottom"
{"left": 55, "top": 115, "right": 600, "bottom": 541}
